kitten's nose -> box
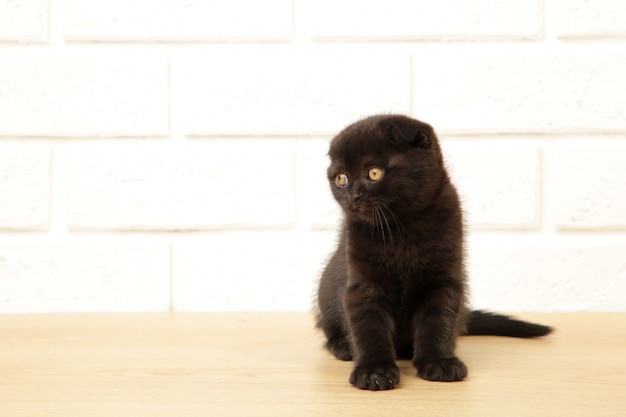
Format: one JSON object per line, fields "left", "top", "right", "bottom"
{"left": 348, "top": 193, "right": 362, "bottom": 204}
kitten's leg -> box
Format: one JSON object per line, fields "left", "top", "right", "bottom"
{"left": 343, "top": 282, "right": 400, "bottom": 390}
{"left": 317, "top": 272, "right": 353, "bottom": 360}
{"left": 412, "top": 285, "right": 468, "bottom": 382}
{"left": 319, "top": 318, "right": 353, "bottom": 361}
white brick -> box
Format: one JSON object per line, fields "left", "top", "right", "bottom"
{"left": 64, "top": 0, "right": 291, "bottom": 41}
{"left": 413, "top": 49, "right": 626, "bottom": 134}
{"left": 0, "top": 0, "right": 47, "bottom": 42}
{"left": 294, "top": 140, "right": 341, "bottom": 230}
{"left": 558, "top": 0, "right": 626, "bottom": 38}
{"left": 305, "top": 0, "right": 541, "bottom": 40}
{"left": 0, "top": 242, "right": 170, "bottom": 313}
{"left": 173, "top": 231, "right": 337, "bottom": 311}
{"left": 176, "top": 50, "right": 410, "bottom": 136}
{"left": 443, "top": 141, "right": 540, "bottom": 230}
{"left": 549, "top": 143, "right": 626, "bottom": 230}
{"left": 467, "top": 236, "right": 626, "bottom": 312}
{"left": 0, "top": 54, "right": 168, "bottom": 137}
{"left": 0, "top": 146, "right": 50, "bottom": 230}
{"left": 63, "top": 142, "right": 295, "bottom": 230}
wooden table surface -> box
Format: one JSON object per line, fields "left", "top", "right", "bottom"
{"left": 1, "top": 313, "right": 625, "bottom": 417}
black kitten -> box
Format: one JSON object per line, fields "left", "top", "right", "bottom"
{"left": 316, "top": 115, "right": 552, "bottom": 391}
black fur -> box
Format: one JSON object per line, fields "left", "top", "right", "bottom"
{"left": 316, "top": 115, "right": 552, "bottom": 391}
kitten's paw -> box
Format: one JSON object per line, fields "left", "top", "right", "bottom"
{"left": 326, "top": 337, "right": 353, "bottom": 361}
{"left": 349, "top": 362, "right": 400, "bottom": 390}
{"left": 416, "top": 357, "right": 468, "bottom": 382}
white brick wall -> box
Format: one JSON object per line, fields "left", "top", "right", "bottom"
{"left": 64, "top": 0, "right": 292, "bottom": 42}
{"left": 549, "top": 142, "right": 626, "bottom": 230}
{"left": 176, "top": 50, "right": 410, "bottom": 136}
{"left": 0, "top": 54, "right": 169, "bottom": 137}
{"left": 305, "top": 0, "right": 542, "bottom": 40}
{"left": 413, "top": 49, "right": 626, "bottom": 134}
{"left": 0, "top": 0, "right": 48, "bottom": 42}
{"left": 0, "top": 1, "right": 625, "bottom": 313}
{"left": 467, "top": 236, "right": 626, "bottom": 312}
{"left": 443, "top": 141, "right": 541, "bottom": 230}
{"left": 62, "top": 142, "right": 296, "bottom": 230}
{"left": 0, "top": 242, "right": 170, "bottom": 313}
{"left": 0, "top": 146, "right": 50, "bottom": 230}
{"left": 173, "top": 231, "right": 335, "bottom": 311}
{"left": 558, "top": 0, "right": 626, "bottom": 38}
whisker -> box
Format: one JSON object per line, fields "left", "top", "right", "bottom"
{"left": 378, "top": 207, "right": 394, "bottom": 247}
{"left": 381, "top": 204, "right": 404, "bottom": 235}
{"left": 373, "top": 208, "right": 386, "bottom": 247}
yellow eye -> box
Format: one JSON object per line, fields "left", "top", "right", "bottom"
{"left": 335, "top": 173, "right": 349, "bottom": 187}
{"left": 368, "top": 167, "right": 384, "bottom": 181}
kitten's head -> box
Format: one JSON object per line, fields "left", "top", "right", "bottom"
{"left": 327, "top": 115, "right": 447, "bottom": 224}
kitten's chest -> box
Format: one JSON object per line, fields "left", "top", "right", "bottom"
{"left": 350, "top": 232, "right": 431, "bottom": 276}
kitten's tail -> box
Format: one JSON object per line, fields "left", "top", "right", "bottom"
{"left": 466, "top": 310, "right": 553, "bottom": 338}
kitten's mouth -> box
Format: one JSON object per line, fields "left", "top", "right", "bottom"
{"left": 349, "top": 204, "right": 373, "bottom": 220}
{"left": 348, "top": 203, "right": 369, "bottom": 214}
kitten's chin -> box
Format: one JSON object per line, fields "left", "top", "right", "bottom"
{"left": 346, "top": 205, "right": 374, "bottom": 223}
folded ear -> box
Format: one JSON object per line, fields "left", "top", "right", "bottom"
{"left": 387, "top": 120, "right": 433, "bottom": 149}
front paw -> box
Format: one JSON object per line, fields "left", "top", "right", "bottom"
{"left": 349, "top": 362, "right": 400, "bottom": 390}
{"left": 416, "top": 357, "right": 468, "bottom": 382}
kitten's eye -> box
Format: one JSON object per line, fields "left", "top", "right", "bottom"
{"left": 368, "top": 167, "right": 384, "bottom": 181}
{"left": 335, "top": 173, "right": 349, "bottom": 188}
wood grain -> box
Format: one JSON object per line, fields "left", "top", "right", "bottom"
{"left": 1, "top": 313, "right": 625, "bottom": 416}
